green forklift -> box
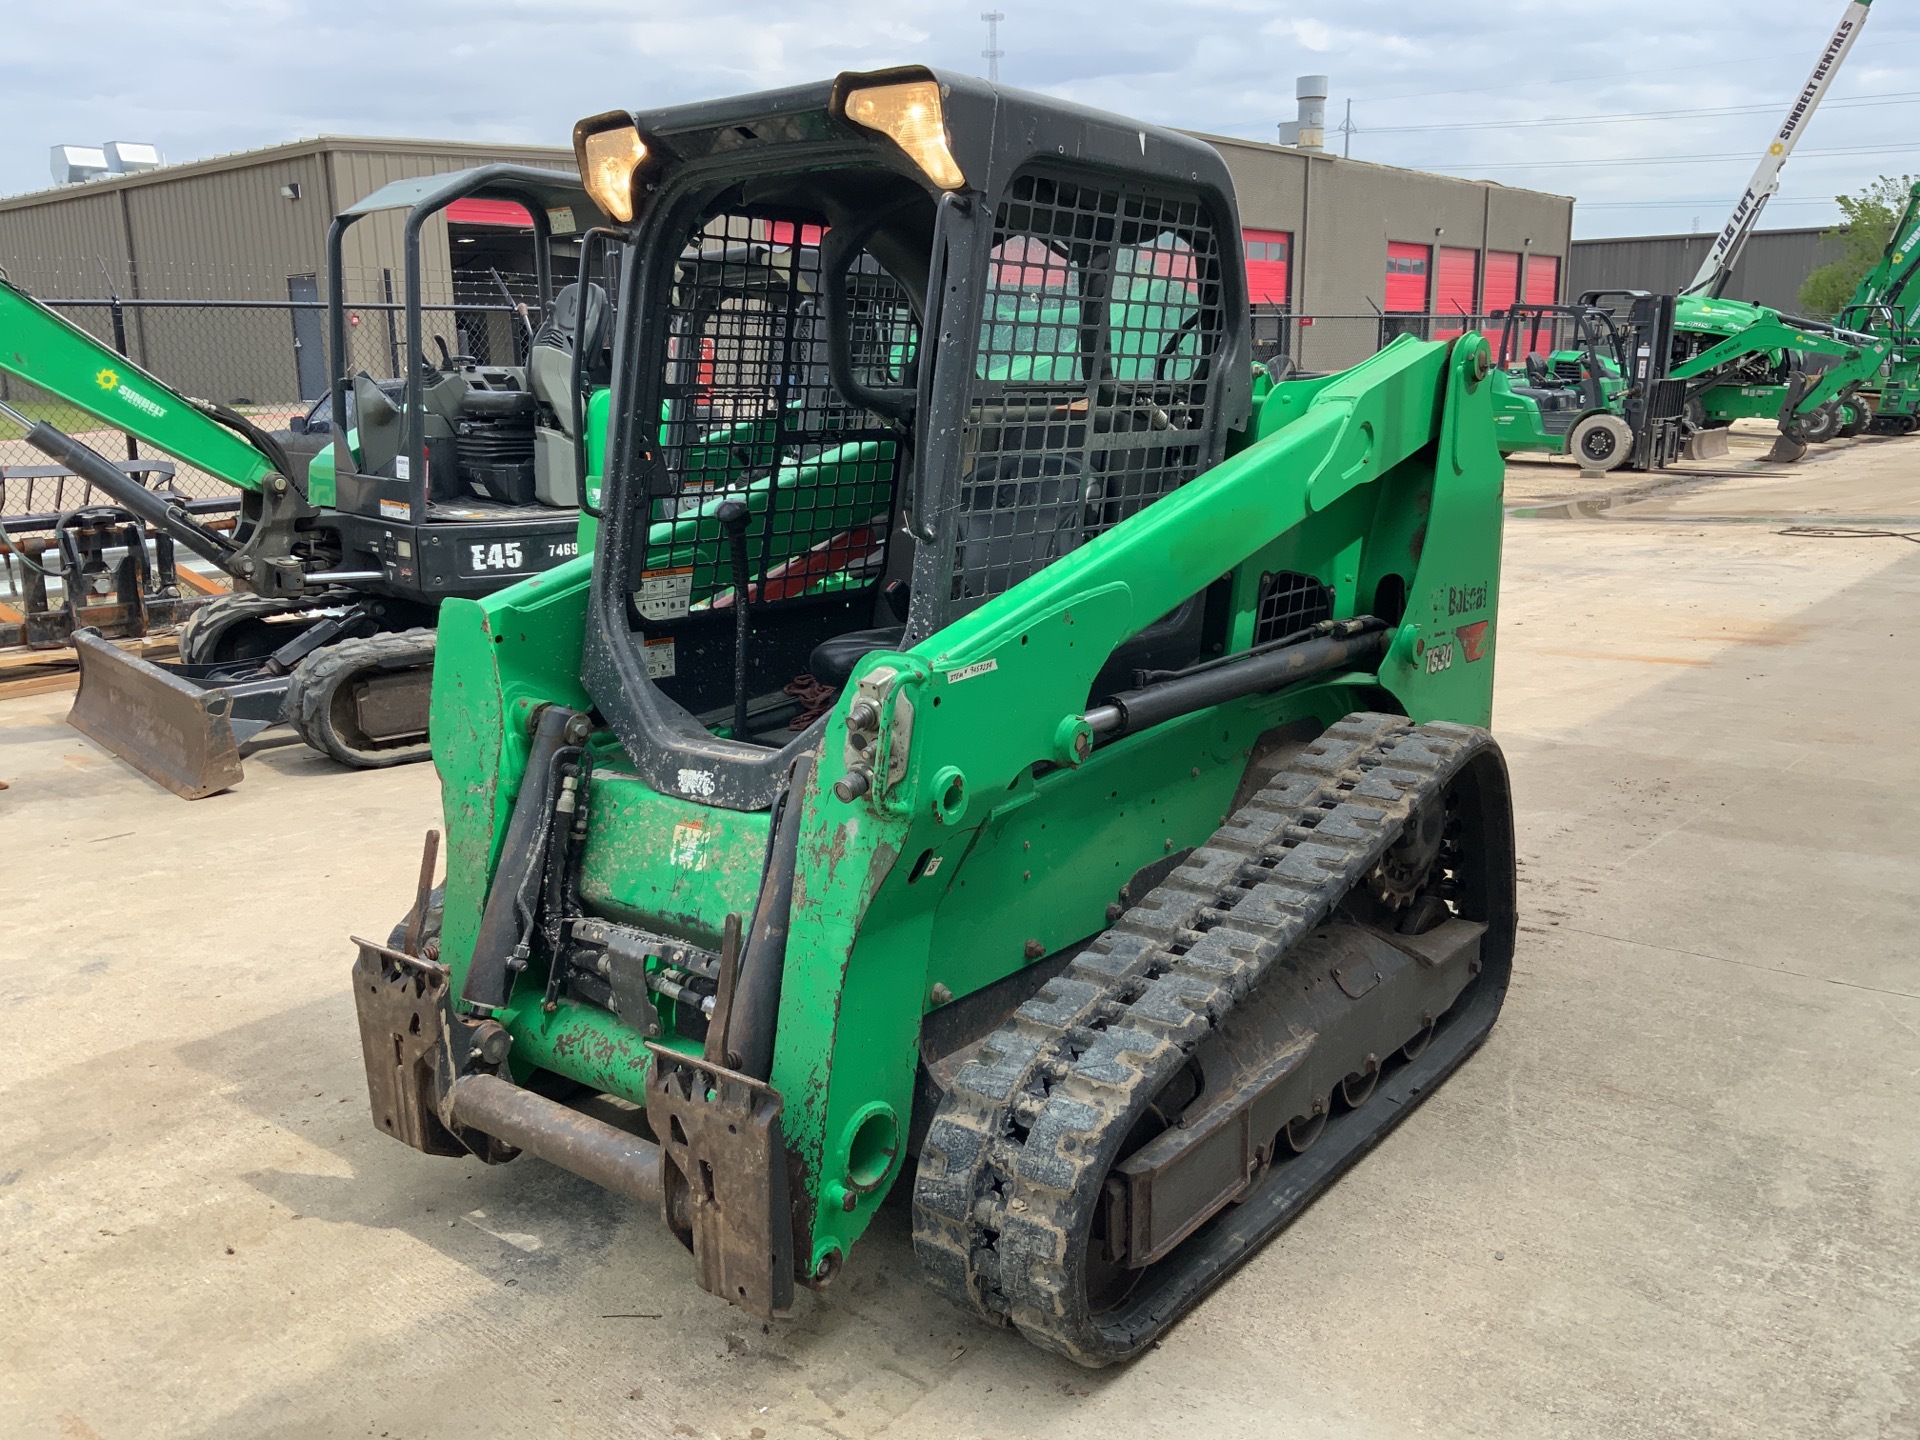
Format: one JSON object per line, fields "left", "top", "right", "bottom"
{"left": 351, "top": 68, "right": 1518, "bottom": 1366}
{"left": 1489, "top": 290, "right": 1685, "bottom": 472}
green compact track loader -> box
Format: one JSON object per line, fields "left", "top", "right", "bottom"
{"left": 352, "top": 68, "right": 1518, "bottom": 1366}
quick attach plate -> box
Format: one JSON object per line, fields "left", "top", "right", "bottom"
{"left": 644, "top": 1043, "right": 797, "bottom": 1320}
{"left": 351, "top": 937, "right": 466, "bottom": 1156}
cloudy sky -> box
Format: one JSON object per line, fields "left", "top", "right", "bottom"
{"left": 5, "top": 0, "right": 1917, "bottom": 237}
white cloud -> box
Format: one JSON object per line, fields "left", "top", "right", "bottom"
{"left": 0, "top": 0, "right": 1914, "bottom": 237}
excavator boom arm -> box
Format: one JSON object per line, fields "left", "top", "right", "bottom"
{"left": 0, "top": 275, "right": 278, "bottom": 493}
{"left": 1843, "top": 181, "right": 1920, "bottom": 325}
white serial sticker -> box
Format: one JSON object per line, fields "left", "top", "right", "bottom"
{"left": 644, "top": 636, "right": 677, "bottom": 679}
{"left": 676, "top": 767, "right": 716, "bottom": 798}
{"left": 546, "top": 205, "right": 577, "bottom": 235}
{"left": 393, "top": 454, "right": 411, "bottom": 481}
{"left": 669, "top": 820, "right": 710, "bottom": 869}
{"left": 636, "top": 567, "right": 694, "bottom": 622}
{"left": 921, "top": 855, "right": 944, "bottom": 878}
{"left": 379, "top": 498, "right": 409, "bottom": 520}
{"left": 946, "top": 658, "right": 998, "bottom": 684}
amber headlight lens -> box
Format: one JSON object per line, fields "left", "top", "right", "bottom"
{"left": 843, "top": 81, "right": 966, "bottom": 190}
{"left": 580, "top": 125, "right": 647, "bottom": 223}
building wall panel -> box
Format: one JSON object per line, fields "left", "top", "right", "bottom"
{"left": 1568, "top": 228, "right": 1846, "bottom": 314}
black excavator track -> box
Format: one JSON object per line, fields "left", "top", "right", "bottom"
{"left": 912, "top": 712, "right": 1517, "bottom": 1366}
{"left": 177, "top": 590, "right": 350, "bottom": 665}
{"left": 286, "top": 628, "right": 437, "bottom": 768}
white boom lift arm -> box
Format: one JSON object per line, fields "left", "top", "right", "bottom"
{"left": 1683, "top": 0, "right": 1875, "bottom": 298}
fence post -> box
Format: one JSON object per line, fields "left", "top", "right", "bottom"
{"left": 108, "top": 294, "right": 139, "bottom": 463}
{"left": 382, "top": 269, "right": 402, "bottom": 377}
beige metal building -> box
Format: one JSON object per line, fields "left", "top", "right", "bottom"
{"left": 1201, "top": 134, "right": 1573, "bottom": 369}
{"left": 0, "top": 127, "right": 1572, "bottom": 396}
{"left": 0, "top": 136, "right": 579, "bottom": 406}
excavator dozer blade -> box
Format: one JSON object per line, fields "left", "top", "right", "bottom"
{"left": 67, "top": 628, "right": 246, "bottom": 800}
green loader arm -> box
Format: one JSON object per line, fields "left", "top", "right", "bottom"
{"left": 0, "top": 274, "right": 278, "bottom": 492}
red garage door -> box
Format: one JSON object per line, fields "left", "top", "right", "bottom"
{"left": 1524, "top": 253, "right": 1560, "bottom": 306}
{"left": 1385, "top": 241, "right": 1431, "bottom": 312}
{"left": 445, "top": 198, "right": 533, "bottom": 227}
{"left": 1481, "top": 250, "right": 1522, "bottom": 348}
{"left": 1244, "top": 230, "right": 1292, "bottom": 306}
{"left": 1433, "top": 247, "right": 1479, "bottom": 338}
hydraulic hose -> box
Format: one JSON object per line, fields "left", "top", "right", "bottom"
{"left": 727, "top": 752, "right": 813, "bottom": 1081}
{"left": 192, "top": 399, "right": 301, "bottom": 496}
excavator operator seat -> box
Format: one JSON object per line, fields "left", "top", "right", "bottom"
{"left": 528, "top": 282, "right": 609, "bottom": 507}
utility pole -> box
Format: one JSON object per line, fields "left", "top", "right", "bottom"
{"left": 982, "top": 11, "right": 1005, "bottom": 83}
{"left": 1336, "top": 99, "right": 1356, "bottom": 159}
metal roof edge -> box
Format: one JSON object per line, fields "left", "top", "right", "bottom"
{"left": 1571, "top": 226, "right": 1838, "bottom": 245}
{"left": 1180, "top": 129, "right": 1576, "bottom": 204}
{"left": 0, "top": 134, "right": 572, "bottom": 213}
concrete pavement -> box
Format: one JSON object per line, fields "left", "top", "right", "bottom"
{"left": 3, "top": 428, "right": 1916, "bottom": 1439}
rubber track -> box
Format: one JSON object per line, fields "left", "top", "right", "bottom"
{"left": 287, "top": 628, "right": 436, "bottom": 769}
{"left": 912, "top": 712, "right": 1499, "bottom": 1365}
{"left": 177, "top": 591, "right": 329, "bottom": 664}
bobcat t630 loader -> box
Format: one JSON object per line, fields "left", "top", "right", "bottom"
{"left": 353, "top": 68, "right": 1518, "bottom": 1366}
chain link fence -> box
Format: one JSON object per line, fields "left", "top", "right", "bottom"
{"left": 1252, "top": 306, "right": 1542, "bottom": 374}
{"left": 1, "top": 263, "right": 545, "bottom": 536}
{"left": 4, "top": 277, "right": 1545, "bottom": 577}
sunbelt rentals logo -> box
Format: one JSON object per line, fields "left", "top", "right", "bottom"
{"left": 95, "top": 365, "right": 166, "bottom": 420}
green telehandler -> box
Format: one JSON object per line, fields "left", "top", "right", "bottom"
{"left": 0, "top": 165, "right": 616, "bottom": 796}
{"left": 350, "top": 68, "right": 1518, "bottom": 1366}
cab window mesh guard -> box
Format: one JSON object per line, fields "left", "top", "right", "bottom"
{"left": 639, "top": 211, "right": 917, "bottom": 616}
{"left": 954, "top": 170, "right": 1225, "bottom": 602}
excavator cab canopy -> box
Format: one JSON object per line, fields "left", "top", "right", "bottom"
{"left": 323, "top": 164, "right": 614, "bottom": 532}
{"left": 578, "top": 66, "right": 1254, "bottom": 810}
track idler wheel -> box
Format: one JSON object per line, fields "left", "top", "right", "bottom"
{"left": 286, "top": 628, "right": 436, "bottom": 768}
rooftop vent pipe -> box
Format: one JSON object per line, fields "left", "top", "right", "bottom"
{"left": 1276, "top": 75, "right": 1328, "bottom": 153}
{"left": 104, "top": 141, "right": 164, "bottom": 175}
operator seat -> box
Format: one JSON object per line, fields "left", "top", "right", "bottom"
{"left": 527, "top": 282, "right": 610, "bottom": 507}
{"left": 809, "top": 625, "right": 906, "bottom": 688}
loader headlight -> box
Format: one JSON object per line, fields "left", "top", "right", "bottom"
{"left": 838, "top": 79, "right": 966, "bottom": 191}
{"left": 575, "top": 119, "right": 648, "bottom": 223}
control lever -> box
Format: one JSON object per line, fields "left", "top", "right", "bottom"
{"left": 716, "top": 500, "right": 753, "bottom": 745}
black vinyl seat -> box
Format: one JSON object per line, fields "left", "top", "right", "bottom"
{"left": 809, "top": 626, "right": 905, "bottom": 687}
